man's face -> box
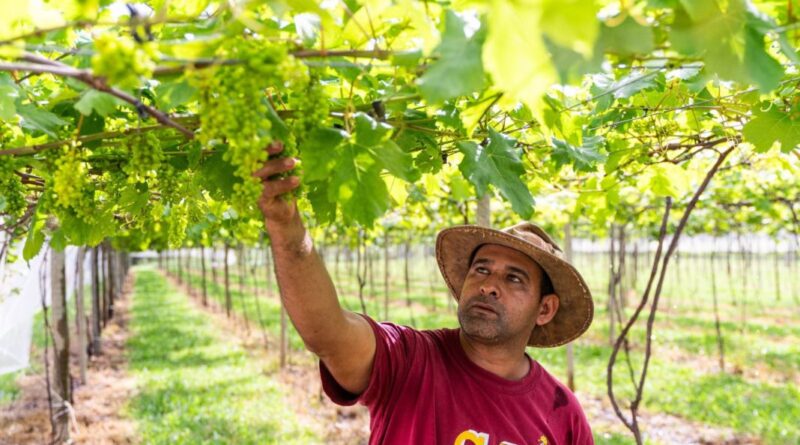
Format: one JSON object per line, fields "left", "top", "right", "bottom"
{"left": 457, "top": 244, "right": 548, "bottom": 345}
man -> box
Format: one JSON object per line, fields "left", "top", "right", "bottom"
{"left": 255, "top": 142, "right": 595, "bottom": 445}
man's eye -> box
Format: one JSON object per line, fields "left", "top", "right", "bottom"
{"left": 508, "top": 275, "right": 522, "bottom": 283}
{"left": 475, "top": 266, "right": 489, "bottom": 274}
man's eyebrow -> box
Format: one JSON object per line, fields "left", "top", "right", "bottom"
{"left": 471, "top": 258, "right": 530, "bottom": 280}
{"left": 506, "top": 266, "right": 530, "bottom": 281}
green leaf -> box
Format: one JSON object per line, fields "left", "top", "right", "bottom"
{"left": 417, "top": 10, "right": 486, "bottom": 103}
{"left": 23, "top": 206, "right": 45, "bottom": 261}
{"left": 0, "top": 74, "right": 19, "bottom": 120}
{"left": 540, "top": 0, "right": 599, "bottom": 56}
{"left": 74, "top": 90, "right": 118, "bottom": 117}
{"left": 743, "top": 105, "right": 800, "bottom": 153}
{"left": 743, "top": 23, "right": 782, "bottom": 92}
{"left": 155, "top": 79, "right": 197, "bottom": 110}
{"left": 456, "top": 128, "right": 534, "bottom": 218}
{"left": 198, "top": 150, "right": 237, "bottom": 199}
{"left": 483, "top": 0, "right": 555, "bottom": 112}
{"left": 329, "top": 145, "right": 390, "bottom": 226}
{"left": 353, "top": 112, "right": 392, "bottom": 147}
{"left": 302, "top": 127, "right": 346, "bottom": 182}
{"left": 17, "top": 104, "right": 68, "bottom": 137}
{"left": 598, "top": 16, "right": 654, "bottom": 57}
{"left": 551, "top": 135, "right": 607, "bottom": 172}
{"left": 375, "top": 139, "right": 420, "bottom": 182}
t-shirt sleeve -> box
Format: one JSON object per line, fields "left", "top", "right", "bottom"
{"left": 319, "top": 315, "right": 417, "bottom": 407}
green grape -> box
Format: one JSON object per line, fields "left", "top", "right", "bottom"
{"left": 91, "top": 34, "right": 155, "bottom": 88}
{"left": 194, "top": 38, "right": 309, "bottom": 213}
{"left": 50, "top": 144, "right": 97, "bottom": 225}
{"left": 124, "top": 131, "right": 164, "bottom": 183}
{"left": 167, "top": 202, "right": 188, "bottom": 248}
{"left": 0, "top": 159, "right": 27, "bottom": 218}
{"left": 52, "top": 145, "right": 88, "bottom": 209}
{"left": 285, "top": 75, "right": 330, "bottom": 198}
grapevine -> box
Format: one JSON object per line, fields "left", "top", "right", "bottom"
{"left": 123, "top": 131, "right": 164, "bottom": 184}
{"left": 194, "top": 38, "right": 308, "bottom": 214}
{"left": 50, "top": 143, "right": 96, "bottom": 225}
{"left": 91, "top": 34, "right": 156, "bottom": 88}
{"left": 167, "top": 201, "right": 189, "bottom": 248}
{"left": 0, "top": 159, "right": 27, "bottom": 218}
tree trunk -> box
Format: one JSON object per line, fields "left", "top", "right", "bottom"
{"left": 200, "top": 246, "right": 208, "bottom": 306}
{"left": 210, "top": 246, "right": 218, "bottom": 287}
{"left": 774, "top": 240, "right": 781, "bottom": 302}
{"left": 91, "top": 246, "right": 102, "bottom": 355}
{"left": 356, "top": 232, "right": 368, "bottom": 315}
{"left": 710, "top": 250, "right": 725, "bottom": 372}
{"left": 106, "top": 244, "right": 115, "bottom": 322}
{"left": 608, "top": 226, "right": 617, "bottom": 346}
{"left": 50, "top": 247, "right": 71, "bottom": 444}
{"left": 403, "top": 240, "right": 416, "bottom": 326}
{"left": 238, "top": 244, "right": 251, "bottom": 332}
{"left": 224, "top": 244, "right": 232, "bottom": 317}
{"left": 476, "top": 194, "right": 491, "bottom": 228}
{"left": 75, "top": 248, "right": 88, "bottom": 385}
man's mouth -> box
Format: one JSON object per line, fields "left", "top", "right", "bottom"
{"left": 469, "top": 302, "right": 498, "bottom": 315}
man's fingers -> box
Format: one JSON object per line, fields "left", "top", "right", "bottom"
{"left": 267, "top": 140, "right": 284, "bottom": 155}
{"left": 253, "top": 157, "right": 296, "bottom": 179}
{"left": 260, "top": 176, "right": 300, "bottom": 198}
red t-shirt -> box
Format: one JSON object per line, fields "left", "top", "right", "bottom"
{"left": 320, "top": 317, "right": 594, "bottom": 445}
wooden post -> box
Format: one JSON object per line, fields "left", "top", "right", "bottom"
{"left": 75, "top": 248, "right": 88, "bottom": 384}
{"left": 91, "top": 246, "right": 102, "bottom": 355}
{"left": 224, "top": 243, "right": 232, "bottom": 317}
{"left": 200, "top": 246, "right": 208, "bottom": 306}
{"left": 106, "top": 243, "right": 115, "bottom": 321}
{"left": 476, "top": 194, "right": 491, "bottom": 228}
{"left": 50, "top": 247, "right": 71, "bottom": 443}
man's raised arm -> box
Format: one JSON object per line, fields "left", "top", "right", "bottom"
{"left": 254, "top": 142, "right": 375, "bottom": 395}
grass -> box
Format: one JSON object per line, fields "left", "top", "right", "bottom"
{"left": 126, "top": 266, "right": 318, "bottom": 444}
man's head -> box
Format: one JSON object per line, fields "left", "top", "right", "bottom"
{"left": 457, "top": 244, "right": 559, "bottom": 346}
{"left": 436, "top": 222, "right": 594, "bottom": 347}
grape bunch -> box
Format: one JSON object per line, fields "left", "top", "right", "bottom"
{"left": 51, "top": 144, "right": 96, "bottom": 224}
{"left": 167, "top": 202, "right": 188, "bottom": 248}
{"left": 194, "top": 39, "right": 308, "bottom": 213}
{"left": 0, "top": 160, "right": 27, "bottom": 218}
{"left": 91, "top": 34, "right": 155, "bottom": 88}
{"left": 123, "top": 131, "right": 164, "bottom": 183}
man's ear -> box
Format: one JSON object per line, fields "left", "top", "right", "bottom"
{"left": 535, "top": 294, "right": 559, "bottom": 326}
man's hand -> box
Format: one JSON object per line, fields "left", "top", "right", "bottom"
{"left": 253, "top": 141, "right": 300, "bottom": 226}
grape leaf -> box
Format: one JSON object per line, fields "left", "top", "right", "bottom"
{"left": 743, "top": 105, "right": 800, "bottom": 153}
{"left": 551, "top": 135, "right": 607, "bottom": 172}
{"left": 23, "top": 205, "right": 45, "bottom": 261}
{"left": 456, "top": 128, "right": 534, "bottom": 218}
{"left": 74, "top": 90, "right": 118, "bottom": 117}
{"left": 0, "top": 74, "right": 19, "bottom": 120}
{"left": 598, "top": 16, "right": 655, "bottom": 57}
{"left": 330, "top": 145, "right": 390, "bottom": 226}
{"left": 17, "top": 103, "right": 68, "bottom": 137}
{"left": 483, "top": 0, "right": 555, "bottom": 112}
{"left": 417, "top": 10, "right": 486, "bottom": 104}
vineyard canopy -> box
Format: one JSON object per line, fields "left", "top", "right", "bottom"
{"left": 1, "top": 0, "right": 799, "bottom": 257}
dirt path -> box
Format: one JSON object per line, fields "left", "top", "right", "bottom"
{"left": 0, "top": 274, "right": 137, "bottom": 445}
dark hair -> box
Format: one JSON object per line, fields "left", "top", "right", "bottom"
{"left": 468, "top": 245, "right": 555, "bottom": 297}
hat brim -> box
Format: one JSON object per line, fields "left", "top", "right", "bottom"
{"left": 436, "top": 225, "right": 594, "bottom": 348}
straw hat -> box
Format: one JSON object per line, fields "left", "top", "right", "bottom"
{"left": 436, "top": 222, "right": 593, "bottom": 348}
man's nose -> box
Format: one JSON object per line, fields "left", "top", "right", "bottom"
{"left": 479, "top": 277, "right": 500, "bottom": 298}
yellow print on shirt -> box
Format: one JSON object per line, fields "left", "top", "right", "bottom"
{"left": 453, "top": 429, "right": 525, "bottom": 445}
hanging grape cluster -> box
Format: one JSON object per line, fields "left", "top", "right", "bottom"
{"left": 0, "top": 159, "right": 27, "bottom": 218}
{"left": 91, "top": 34, "right": 155, "bottom": 88}
{"left": 50, "top": 143, "right": 96, "bottom": 224}
{"left": 195, "top": 39, "right": 308, "bottom": 214}
{"left": 167, "top": 201, "right": 189, "bottom": 248}
{"left": 123, "top": 131, "right": 164, "bottom": 183}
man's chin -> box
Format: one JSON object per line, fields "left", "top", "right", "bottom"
{"left": 459, "top": 316, "right": 505, "bottom": 344}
